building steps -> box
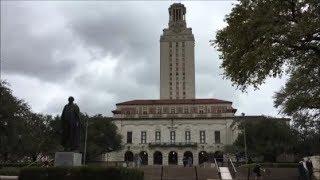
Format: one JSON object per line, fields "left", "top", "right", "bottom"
{"left": 141, "top": 165, "right": 219, "bottom": 180}
{"left": 219, "top": 167, "right": 232, "bottom": 180}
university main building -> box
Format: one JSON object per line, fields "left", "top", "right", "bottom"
{"left": 107, "top": 3, "right": 239, "bottom": 166}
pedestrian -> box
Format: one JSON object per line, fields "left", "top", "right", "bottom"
{"left": 306, "top": 158, "right": 314, "bottom": 180}
{"left": 298, "top": 160, "right": 309, "bottom": 180}
{"left": 134, "top": 154, "right": 138, "bottom": 167}
{"left": 137, "top": 155, "right": 142, "bottom": 167}
{"left": 183, "top": 156, "right": 187, "bottom": 167}
{"left": 253, "top": 163, "right": 264, "bottom": 180}
{"left": 187, "top": 156, "right": 192, "bottom": 167}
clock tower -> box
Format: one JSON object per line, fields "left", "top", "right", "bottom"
{"left": 160, "top": 3, "right": 195, "bottom": 99}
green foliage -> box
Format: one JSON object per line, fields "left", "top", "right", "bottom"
{"left": 240, "top": 162, "right": 298, "bottom": 168}
{"left": 0, "top": 167, "right": 20, "bottom": 176}
{"left": 19, "top": 166, "right": 143, "bottom": 180}
{"left": 214, "top": 0, "right": 320, "bottom": 136}
{"left": 234, "top": 120, "right": 298, "bottom": 162}
{"left": 0, "top": 80, "right": 122, "bottom": 163}
{"left": 0, "top": 81, "right": 61, "bottom": 162}
{"left": 85, "top": 115, "right": 122, "bottom": 161}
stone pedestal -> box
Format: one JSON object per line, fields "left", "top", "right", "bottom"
{"left": 54, "top": 152, "right": 82, "bottom": 166}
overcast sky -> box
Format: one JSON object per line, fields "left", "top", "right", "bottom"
{"left": 1, "top": 1, "right": 287, "bottom": 117}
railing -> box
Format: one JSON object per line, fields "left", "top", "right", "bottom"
{"left": 160, "top": 166, "right": 163, "bottom": 180}
{"left": 228, "top": 158, "right": 237, "bottom": 178}
{"left": 214, "top": 158, "right": 221, "bottom": 178}
{"left": 194, "top": 166, "right": 198, "bottom": 180}
{"left": 148, "top": 142, "right": 197, "bottom": 148}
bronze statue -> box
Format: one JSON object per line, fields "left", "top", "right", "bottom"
{"left": 61, "top": 96, "right": 81, "bottom": 151}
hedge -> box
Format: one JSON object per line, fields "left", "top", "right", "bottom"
{"left": 0, "top": 163, "right": 42, "bottom": 168}
{"left": 240, "top": 163, "right": 298, "bottom": 168}
{"left": 0, "top": 167, "right": 20, "bottom": 176}
{"left": 19, "top": 166, "right": 144, "bottom": 180}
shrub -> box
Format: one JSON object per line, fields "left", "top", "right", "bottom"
{"left": 0, "top": 167, "right": 20, "bottom": 176}
{"left": 19, "top": 166, "right": 143, "bottom": 180}
{"left": 240, "top": 162, "right": 298, "bottom": 168}
{"left": 0, "top": 163, "right": 42, "bottom": 168}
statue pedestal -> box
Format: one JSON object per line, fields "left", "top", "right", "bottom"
{"left": 54, "top": 152, "right": 82, "bottom": 166}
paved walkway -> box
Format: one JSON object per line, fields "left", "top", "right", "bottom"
{"left": 0, "top": 176, "right": 18, "bottom": 180}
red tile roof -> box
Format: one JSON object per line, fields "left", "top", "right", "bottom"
{"left": 116, "top": 98, "right": 232, "bottom": 106}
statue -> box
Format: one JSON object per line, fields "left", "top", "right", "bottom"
{"left": 61, "top": 96, "right": 81, "bottom": 151}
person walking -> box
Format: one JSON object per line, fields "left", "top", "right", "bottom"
{"left": 298, "top": 160, "right": 309, "bottom": 180}
{"left": 137, "top": 155, "right": 142, "bottom": 168}
{"left": 253, "top": 164, "right": 265, "bottom": 180}
{"left": 187, "top": 156, "right": 192, "bottom": 167}
{"left": 306, "top": 158, "right": 314, "bottom": 180}
{"left": 183, "top": 156, "right": 187, "bottom": 167}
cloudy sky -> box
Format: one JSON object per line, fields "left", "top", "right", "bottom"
{"left": 1, "top": 1, "right": 287, "bottom": 117}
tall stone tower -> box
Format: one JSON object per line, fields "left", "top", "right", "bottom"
{"left": 160, "top": 3, "right": 195, "bottom": 100}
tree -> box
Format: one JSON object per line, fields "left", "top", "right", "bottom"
{"left": 1, "top": 80, "right": 122, "bottom": 163}
{"left": 233, "top": 119, "right": 298, "bottom": 162}
{"left": 0, "top": 81, "right": 61, "bottom": 162}
{"left": 214, "top": 0, "right": 320, "bottom": 132}
{"left": 0, "top": 80, "right": 32, "bottom": 162}
{"left": 84, "top": 114, "right": 122, "bottom": 161}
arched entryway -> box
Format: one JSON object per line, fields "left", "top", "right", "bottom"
{"left": 198, "top": 151, "right": 208, "bottom": 164}
{"left": 168, "top": 151, "right": 178, "bottom": 165}
{"left": 124, "top": 151, "right": 134, "bottom": 162}
{"left": 153, "top": 151, "right": 163, "bottom": 165}
{"left": 214, "top": 151, "right": 223, "bottom": 163}
{"left": 183, "top": 151, "right": 193, "bottom": 165}
{"left": 139, "top": 151, "right": 148, "bottom": 165}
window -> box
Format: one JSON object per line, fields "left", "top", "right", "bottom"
{"left": 157, "top": 107, "right": 161, "bottom": 114}
{"left": 170, "top": 107, "right": 176, "bottom": 114}
{"left": 215, "top": 131, "right": 221, "bottom": 143}
{"left": 185, "top": 131, "right": 191, "bottom": 143}
{"left": 127, "top": 131, "right": 132, "bottom": 144}
{"left": 170, "top": 131, "right": 176, "bottom": 143}
{"left": 200, "top": 131, "right": 206, "bottom": 144}
{"left": 169, "top": 42, "right": 172, "bottom": 47}
{"left": 141, "top": 131, "right": 147, "bottom": 144}
{"left": 155, "top": 131, "right": 161, "bottom": 142}
{"left": 199, "top": 106, "right": 205, "bottom": 114}
{"left": 184, "top": 107, "right": 189, "bottom": 113}
{"left": 143, "top": 106, "right": 147, "bottom": 114}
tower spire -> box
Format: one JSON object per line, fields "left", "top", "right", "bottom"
{"left": 168, "top": 3, "right": 186, "bottom": 30}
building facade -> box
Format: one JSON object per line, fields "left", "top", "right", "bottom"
{"left": 108, "top": 99, "right": 237, "bottom": 165}
{"left": 160, "top": 3, "right": 195, "bottom": 99}
{"left": 105, "top": 3, "right": 238, "bottom": 166}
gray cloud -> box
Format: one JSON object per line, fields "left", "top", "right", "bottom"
{"left": 1, "top": 1, "right": 285, "bottom": 117}
{"left": 1, "top": 2, "right": 78, "bottom": 82}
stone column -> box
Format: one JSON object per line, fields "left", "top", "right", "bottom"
{"left": 148, "top": 152, "right": 153, "bottom": 165}
{"left": 193, "top": 151, "right": 199, "bottom": 166}
{"left": 178, "top": 151, "right": 183, "bottom": 165}
{"left": 163, "top": 151, "right": 168, "bottom": 165}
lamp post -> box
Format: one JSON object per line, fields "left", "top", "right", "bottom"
{"left": 241, "top": 112, "right": 250, "bottom": 180}
{"left": 83, "top": 117, "right": 89, "bottom": 165}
